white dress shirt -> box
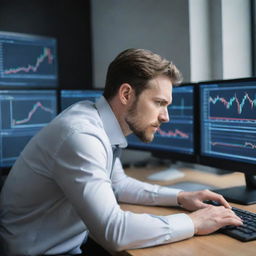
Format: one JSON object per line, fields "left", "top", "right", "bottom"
{"left": 0, "top": 96, "right": 194, "bottom": 255}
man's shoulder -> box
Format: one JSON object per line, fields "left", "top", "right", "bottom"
{"left": 58, "top": 101, "right": 103, "bottom": 130}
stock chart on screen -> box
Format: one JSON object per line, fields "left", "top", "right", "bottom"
{"left": 200, "top": 81, "right": 256, "bottom": 165}
{"left": 0, "top": 90, "right": 57, "bottom": 167}
{"left": 0, "top": 31, "right": 58, "bottom": 88}
{"left": 127, "top": 85, "right": 194, "bottom": 155}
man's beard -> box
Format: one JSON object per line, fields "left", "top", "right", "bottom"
{"left": 125, "top": 100, "right": 160, "bottom": 143}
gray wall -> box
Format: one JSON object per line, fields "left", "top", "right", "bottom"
{"left": 189, "top": 0, "right": 251, "bottom": 81}
{"left": 91, "top": 0, "right": 252, "bottom": 87}
{"left": 91, "top": 0, "right": 191, "bottom": 88}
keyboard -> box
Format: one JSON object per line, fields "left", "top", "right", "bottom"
{"left": 205, "top": 200, "right": 256, "bottom": 242}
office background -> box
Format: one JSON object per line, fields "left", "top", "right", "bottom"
{"left": 1, "top": 2, "right": 256, "bottom": 254}
{"left": 0, "top": 0, "right": 255, "bottom": 166}
{"left": 0, "top": 0, "right": 254, "bottom": 89}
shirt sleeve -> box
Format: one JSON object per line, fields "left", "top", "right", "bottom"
{"left": 111, "top": 158, "right": 183, "bottom": 206}
{"left": 52, "top": 132, "right": 194, "bottom": 252}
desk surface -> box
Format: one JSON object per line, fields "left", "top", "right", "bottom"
{"left": 118, "top": 165, "right": 256, "bottom": 256}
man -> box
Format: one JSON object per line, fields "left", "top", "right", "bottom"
{"left": 0, "top": 49, "right": 242, "bottom": 255}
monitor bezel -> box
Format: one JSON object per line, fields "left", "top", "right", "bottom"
{"left": 127, "top": 82, "right": 199, "bottom": 164}
{"left": 198, "top": 77, "right": 256, "bottom": 175}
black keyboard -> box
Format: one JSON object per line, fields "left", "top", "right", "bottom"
{"left": 221, "top": 206, "right": 256, "bottom": 242}
{"left": 204, "top": 200, "right": 256, "bottom": 242}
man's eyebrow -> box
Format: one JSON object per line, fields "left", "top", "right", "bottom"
{"left": 154, "top": 97, "right": 171, "bottom": 105}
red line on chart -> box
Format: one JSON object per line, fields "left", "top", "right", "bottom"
{"left": 4, "top": 47, "right": 53, "bottom": 75}
{"left": 13, "top": 101, "right": 53, "bottom": 125}
{"left": 211, "top": 141, "right": 256, "bottom": 149}
{"left": 157, "top": 128, "right": 189, "bottom": 138}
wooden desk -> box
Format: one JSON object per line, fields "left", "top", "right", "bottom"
{"left": 117, "top": 166, "right": 256, "bottom": 256}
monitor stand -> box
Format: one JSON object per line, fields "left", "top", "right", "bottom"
{"left": 212, "top": 173, "right": 256, "bottom": 205}
{"left": 147, "top": 165, "right": 185, "bottom": 181}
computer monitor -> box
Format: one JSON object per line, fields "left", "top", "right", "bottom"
{"left": 0, "top": 31, "right": 58, "bottom": 88}
{"left": 60, "top": 89, "right": 103, "bottom": 111}
{"left": 0, "top": 90, "right": 57, "bottom": 168}
{"left": 127, "top": 84, "right": 197, "bottom": 163}
{"left": 199, "top": 78, "right": 256, "bottom": 205}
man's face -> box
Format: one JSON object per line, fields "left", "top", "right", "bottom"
{"left": 125, "top": 76, "right": 172, "bottom": 143}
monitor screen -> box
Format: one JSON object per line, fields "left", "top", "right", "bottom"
{"left": 60, "top": 89, "right": 103, "bottom": 111}
{"left": 0, "top": 90, "right": 57, "bottom": 167}
{"left": 127, "top": 84, "right": 196, "bottom": 162}
{"left": 199, "top": 78, "right": 256, "bottom": 204}
{"left": 0, "top": 31, "right": 58, "bottom": 88}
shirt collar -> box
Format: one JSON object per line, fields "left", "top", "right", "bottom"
{"left": 95, "top": 96, "right": 127, "bottom": 148}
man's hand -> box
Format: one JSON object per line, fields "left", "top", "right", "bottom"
{"left": 177, "top": 189, "right": 231, "bottom": 211}
{"left": 189, "top": 205, "right": 243, "bottom": 235}
{"left": 177, "top": 190, "right": 243, "bottom": 235}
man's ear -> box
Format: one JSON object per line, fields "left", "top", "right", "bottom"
{"left": 119, "top": 83, "right": 134, "bottom": 105}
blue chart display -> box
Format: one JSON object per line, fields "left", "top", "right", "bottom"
{"left": 0, "top": 90, "right": 57, "bottom": 167}
{"left": 200, "top": 82, "right": 256, "bottom": 165}
{"left": 61, "top": 90, "right": 103, "bottom": 111}
{"left": 0, "top": 31, "right": 58, "bottom": 87}
{"left": 127, "top": 85, "right": 194, "bottom": 155}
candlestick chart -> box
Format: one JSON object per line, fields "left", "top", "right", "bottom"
{"left": 201, "top": 84, "right": 256, "bottom": 164}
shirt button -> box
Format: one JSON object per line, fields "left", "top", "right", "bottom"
{"left": 165, "top": 234, "right": 171, "bottom": 241}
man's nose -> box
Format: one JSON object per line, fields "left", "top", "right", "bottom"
{"left": 159, "top": 107, "right": 169, "bottom": 123}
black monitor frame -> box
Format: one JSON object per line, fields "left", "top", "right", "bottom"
{"left": 198, "top": 77, "right": 256, "bottom": 204}
{"left": 127, "top": 83, "right": 199, "bottom": 164}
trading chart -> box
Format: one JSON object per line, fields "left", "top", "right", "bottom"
{"left": 200, "top": 83, "right": 256, "bottom": 164}
{"left": 0, "top": 90, "right": 57, "bottom": 167}
{"left": 0, "top": 32, "right": 58, "bottom": 87}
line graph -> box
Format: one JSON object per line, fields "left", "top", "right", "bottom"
{"left": 4, "top": 47, "right": 54, "bottom": 75}
{"left": 0, "top": 89, "right": 57, "bottom": 167}
{"left": 12, "top": 101, "right": 54, "bottom": 126}
{"left": 150, "top": 122, "right": 194, "bottom": 153}
{"left": 0, "top": 32, "right": 57, "bottom": 87}
{"left": 157, "top": 127, "right": 189, "bottom": 139}
{"left": 211, "top": 141, "right": 256, "bottom": 150}
{"left": 204, "top": 127, "right": 256, "bottom": 161}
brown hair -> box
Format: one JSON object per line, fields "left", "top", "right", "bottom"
{"left": 103, "top": 48, "right": 183, "bottom": 100}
